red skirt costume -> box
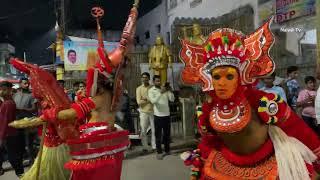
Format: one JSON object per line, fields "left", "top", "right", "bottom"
{"left": 65, "top": 122, "right": 129, "bottom": 180}
{"left": 63, "top": 3, "right": 139, "bottom": 180}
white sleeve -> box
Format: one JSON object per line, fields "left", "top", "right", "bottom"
{"left": 148, "top": 88, "right": 162, "bottom": 104}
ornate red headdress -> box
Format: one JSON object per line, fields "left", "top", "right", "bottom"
{"left": 86, "top": 4, "right": 138, "bottom": 111}
{"left": 180, "top": 17, "right": 275, "bottom": 91}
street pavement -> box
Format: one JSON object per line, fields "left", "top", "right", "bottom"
{"left": 122, "top": 150, "right": 190, "bottom": 180}
{"left": 1, "top": 151, "right": 190, "bottom": 180}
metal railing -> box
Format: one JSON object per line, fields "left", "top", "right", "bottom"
{"left": 130, "top": 97, "right": 184, "bottom": 137}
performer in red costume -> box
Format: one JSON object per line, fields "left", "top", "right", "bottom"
{"left": 9, "top": 59, "right": 79, "bottom": 180}
{"left": 9, "top": 1, "right": 140, "bottom": 180}
{"left": 43, "top": 1, "right": 140, "bottom": 180}
{"left": 179, "top": 17, "right": 320, "bottom": 180}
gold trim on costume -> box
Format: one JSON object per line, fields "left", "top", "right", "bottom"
{"left": 203, "top": 149, "right": 278, "bottom": 180}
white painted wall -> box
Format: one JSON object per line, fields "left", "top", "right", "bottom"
{"left": 136, "top": 0, "right": 259, "bottom": 46}
{"left": 136, "top": 1, "right": 169, "bottom": 46}
{"left": 167, "top": 0, "right": 259, "bottom": 29}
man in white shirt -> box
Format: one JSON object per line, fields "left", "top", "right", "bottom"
{"left": 136, "top": 72, "right": 156, "bottom": 153}
{"left": 148, "top": 75, "right": 175, "bottom": 160}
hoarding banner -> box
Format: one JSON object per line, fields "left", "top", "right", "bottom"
{"left": 60, "top": 38, "right": 118, "bottom": 71}
{"left": 276, "top": 0, "right": 316, "bottom": 23}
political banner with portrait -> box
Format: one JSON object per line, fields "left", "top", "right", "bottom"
{"left": 63, "top": 39, "right": 118, "bottom": 71}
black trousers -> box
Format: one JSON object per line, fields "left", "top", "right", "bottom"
{"left": 0, "top": 133, "right": 25, "bottom": 176}
{"left": 25, "top": 129, "right": 38, "bottom": 161}
{"left": 154, "top": 116, "right": 171, "bottom": 154}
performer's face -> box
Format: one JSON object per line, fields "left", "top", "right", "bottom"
{"left": 211, "top": 66, "right": 239, "bottom": 100}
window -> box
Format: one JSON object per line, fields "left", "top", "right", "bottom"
{"left": 145, "top": 31, "right": 150, "bottom": 39}
{"left": 156, "top": 24, "right": 161, "bottom": 33}
{"left": 189, "top": 0, "right": 202, "bottom": 8}
{"left": 135, "top": 36, "right": 140, "bottom": 44}
{"left": 166, "top": 32, "right": 171, "bottom": 44}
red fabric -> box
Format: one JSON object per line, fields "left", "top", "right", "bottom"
{"left": 97, "top": 47, "right": 113, "bottom": 74}
{"left": 71, "top": 97, "right": 95, "bottom": 120}
{"left": 278, "top": 109, "right": 320, "bottom": 158}
{"left": 75, "top": 91, "right": 86, "bottom": 103}
{"left": 198, "top": 134, "right": 221, "bottom": 159}
{"left": 0, "top": 99, "right": 17, "bottom": 141}
{"left": 70, "top": 141, "right": 129, "bottom": 156}
{"left": 203, "top": 34, "right": 248, "bottom": 64}
{"left": 67, "top": 129, "right": 129, "bottom": 144}
{"left": 86, "top": 68, "right": 95, "bottom": 97}
{"left": 38, "top": 123, "right": 64, "bottom": 147}
{"left": 10, "top": 58, "right": 71, "bottom": 110}
{"left": 66, "top": 122, "right": 128, "bottom": 180}
{"left": 40, "top": 108, "right": 60, "bottom": 124}
{"left": 70, "top": 153, "right": 124, "bottom": 180}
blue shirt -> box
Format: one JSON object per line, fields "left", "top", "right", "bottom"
{"left": 286, "top": 79, "right": 300, "bottom": 107}
{"left": 260, "top": 86, "right": 287, "bottom": 102}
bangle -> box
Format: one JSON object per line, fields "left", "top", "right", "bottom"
{"left": 190, "top": 171, "right": 200, "bottom": 177}
{"left": 71, "top": 98, "right": 96, "bottom": 120}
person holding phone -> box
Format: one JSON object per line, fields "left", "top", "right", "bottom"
{"left": 148, "top": 76, "right": 174, "bottom": 160}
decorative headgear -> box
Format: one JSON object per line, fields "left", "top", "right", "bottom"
{"left": 86, "top": 4, "right": 138, "bottom": 111}
{"left": 180, "top": 17, "right": 275, "bottom": 91}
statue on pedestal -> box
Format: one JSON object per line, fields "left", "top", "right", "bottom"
{"left": 182, "top": 23, "right": 206, "bottom": 45}
{"left": 148, "top": 36, "right": 172, "bottom": 85}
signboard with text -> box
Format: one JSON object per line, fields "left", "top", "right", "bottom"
{"left": 63, "top": 40, "right": 118, "bottom": 71}
{"left": 276, "top": 0, "right": 316, "bottom": 23}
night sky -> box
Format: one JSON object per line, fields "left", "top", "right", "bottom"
{"left": 0, "top": 0, "right": 161, "bottom": 65}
